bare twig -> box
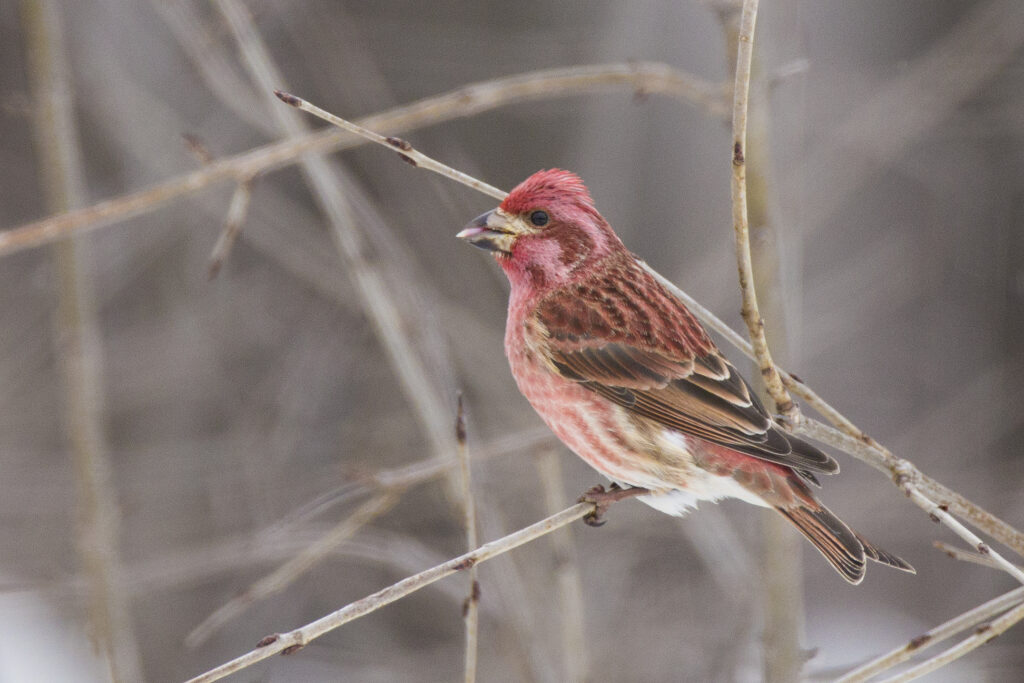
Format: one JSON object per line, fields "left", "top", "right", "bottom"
{"left": 185, "top": 502, "right": 597, "bottom": 683}
{"left": 903, "top": 488, "right": 1024, "bottom": 585}
{"left": 207, "top": 177, "right": 253, "bottom": 278}
{"left": 645, "top": 267, "right": 1024, "bottom": 559}
{"left": 22, "top": 1, "right": 143, "bottom": 680}
{"left": 215, "top": 0, "right": 456, "bottom": 470}
{"left": 717, "top": 2, "right": 805, "bottom": 679}
{"left": 455, "top": 395, "right": 480, "bottom": 683}
{"left": 534, "top": 448, "right": 589, "bottom": 682}
{"left": 728, "top": 0, "right": 795, "bottom": 419}
{"left": 783, "top": 0, "right": 1024, "bottom": 234}
{"left": 0, "top": 62, "right": 721, "bottom": 257}
{"left": 273, "top": 425, "right": 555, "bottom": 534}
{"left": 275, "top": 90, "right": 507, "bottom": 200}
{"left": 185, "top": 489, "right": 402, "bottom": 648}
{"left": 933, "top": 541, "right": 1024, "bottom": 573}
{"left": 836, "top": 587, "right": 1024, "bottom": 683}
{"left": 793, "top": 418, "right": 1024, "bottom": 562}
{"left": 874, "top": 601, "right": 1024, "bottom": 683}
{"left": 839, "top": 590, "right": 1024, "bottom": 682}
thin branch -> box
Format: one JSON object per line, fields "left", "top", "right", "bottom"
{"left": 793, "top": 418, "right": 1024, "bottom": 561}
{"left": 215, "top": 0, "right": 456, "bottom": 470}
{"left": 836, "top": 587, "right": 1024, "bottom": 683}
{"left": 22, "top": 1, "right": 143, "bottom": 680}
{"left": 148, "top": 0, "right": 275, "bottom": 136}
{"left": 275, "top": 426, "right": 555, "bottom": 532}
{"left": 185, "top": 489, "right": 402, "bottom": 648}
{"left": 717, "top": 2, "right": 805, "bottom": 679}
{"left": 275, "top": 90, "right": 506, "bottom": 200}
{"left": 933, "top": 541, "right": 1024, "bottom": 573}
{"left": 207, "top": 177, "right": 253, "bottom": 279}
{"left": 874, "top": 599, "right": 1024, "bottom": 681}
{"left": 455, "top": 395, "right": 480, "bottom": 683}
{"left": 534, "top": 448, "right": 589, "bottom": 682}
{"left": 645, "top": 266, "right": 1024, "bottom": 559}
{"left": 782, "top": 0, "right": 1024, "bottom": 236}
{"left": 185, "top": 502, "right": 597, "bottom": 683}
{"left": 0, "top": 62, "right": 722, "bottom": 257}
{"left": 728, "top": 0, "right": 795, "bottom": 419}
{"left": 904, "top": 488, "right": 1024, "bottom": 585}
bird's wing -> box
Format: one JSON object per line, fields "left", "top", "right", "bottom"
{"left": 534, "top": 285, "right": 837, "bottom": 475}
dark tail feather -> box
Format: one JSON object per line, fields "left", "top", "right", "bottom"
{"left": 856, "top": 532, "right": 916, "bottom": 574}
{"left": 777, "top": 505, "right": 867, "bottom": 584}
{"left": 777, "top": 505, "right": 915, "bottom": 583}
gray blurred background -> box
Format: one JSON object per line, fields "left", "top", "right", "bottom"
{"left": 1, "top": 1, "right": 1023, "bottom": 681}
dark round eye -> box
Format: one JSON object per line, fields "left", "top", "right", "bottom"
{"left": 529, "top": 210, "right": 549, "bottom": 227}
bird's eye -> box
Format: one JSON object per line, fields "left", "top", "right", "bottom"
{"left": 529, "top": 210, "right": 549, "bottom": 227}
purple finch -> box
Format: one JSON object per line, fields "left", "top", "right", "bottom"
{"left": 458, "top": 169, "right": 913, "bottom": 584}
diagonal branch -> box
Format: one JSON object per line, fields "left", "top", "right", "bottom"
{"left": 185, "top": 490, "right": 402, "bottom": 648}
{"left": 836, "top": 587, "right": 1024, "bottom": 682}
{"left": 0, "top": 62, "right": 723, "bottom": 258}
{"left": 185, "top": 502, "right": 596, "bottom": 683}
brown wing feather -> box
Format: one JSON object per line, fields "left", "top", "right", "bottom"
{"left": 534, "top": 263, "right": 837, "bottom": 475}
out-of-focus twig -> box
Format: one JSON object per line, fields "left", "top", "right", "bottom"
{"left": 22, "top": 1, "right": 143, "bottom": 681}
{"left": 534, "top": 448, "right": 588, "bottom": 682}
{"left": 836, "top": 587, "right": 1024, "bottom": 683}
{"left": 207, "top": 177, "right": 253, "bottom": 278}
{"left": 185, "top": 489, "right": 402, "bottom": 648}
{"left": 455, "top": 395, "right": 480, "bottom": 683}
{"left": 185, "top": 501, "right": 599, "bottom": 683}
{"left": 215, "top": 0, "right": 457, "bottom": 470}
{"left": 148, "top": 0, "right": 274, "bottom": 136}
{"left": 276, "top": 426, "right": 555, "bottom": 531}
{"left": 0, "top": 61, "right": 722, "bottom": 257}
{"left": 785, "top": 0, "right": 1024, "bottom": 234}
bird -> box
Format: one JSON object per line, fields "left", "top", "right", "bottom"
{"left": 457, "top": 168, "right": 913, "bottom": 584}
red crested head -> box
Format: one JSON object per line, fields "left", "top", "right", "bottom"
{"left": 499, "top": 169, "right": 595, "bottom": 215}
{"left": 458, "top": 169, "right": 624, "bottom": 296}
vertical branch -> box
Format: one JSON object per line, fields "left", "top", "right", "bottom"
{"left": 534, "top": 448, "right": 589, "bottom": 682}
{"left": 455, "top": 395, "right": 480, "bottom": 683}
{"left": 21, "top": 0, "right": 143, "bottom": 681}
{"left": 722, "top": 1, "right": 804, "bottom": 679}
{"left": 728, "top": 0, "right": 796, "bottom": 419}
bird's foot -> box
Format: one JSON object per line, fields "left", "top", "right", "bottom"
{"left": 577, "top": 484, "right": 650, "bottom": 527}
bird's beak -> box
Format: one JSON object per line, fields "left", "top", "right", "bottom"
{"left": 456, "top": 209, "right": 518, "bottom": 255}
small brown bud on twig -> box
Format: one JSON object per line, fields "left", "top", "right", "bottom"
{"left": 454, "top": 557, "right": 477, "bottom": 571}
{"left": 908, "top": 633, "right": 932, "bottom": 650}
{"left": 273, "top": 90, "right": 301, "bottom": 107}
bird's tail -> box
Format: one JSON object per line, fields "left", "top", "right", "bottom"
{"left": 776, "top": 504, "right": 915, "bottom": 584}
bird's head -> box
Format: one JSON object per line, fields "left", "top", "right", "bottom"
{"left": 457, "top": 169, "right": 622, "bottom": 291}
